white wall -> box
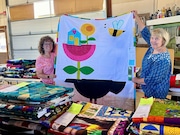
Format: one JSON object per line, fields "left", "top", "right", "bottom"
{"left": 7, "top": 0, "right": 107, "bottom": 59}
{"left": 112, "top": 0, "right": 180, "bottom": 16}
{"left": 112, "top": 0, "right": 154, "bottom": 16}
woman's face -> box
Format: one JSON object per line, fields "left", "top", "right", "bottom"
{"left": 43, "top": 40, "right": 53, "bottom": 53}
{"left": 150, "top": 35, "right": 164, "bottom": 49}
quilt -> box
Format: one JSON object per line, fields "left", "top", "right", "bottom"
{"left": 0, "top": 102, "right": 72, "bottom": 133}
{"left": 132, "top": 98, "right": 180, "bottom": 126}
{"left": 0, "top": 82, "right": 73, "bottom": 102}
{"left": 50, "top": 102, "right": 132, "bottom": 135}
{"left": 0, "top": 93, "right": 73, "bottom": 120}
{"left": 55, "top": 13, "right": 135, "bottom": 81}
{"left": 55, "top": 12, "right": 135, "bottom": 96}
{"left": 127, "top": 122, "right": 180, "bottom": 135}
{"left": 78, "top": 102, "right": 133, "bottom": 120}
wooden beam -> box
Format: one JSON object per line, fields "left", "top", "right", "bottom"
{"left": 106, "top": 0, "right": 112, "bottom": 17}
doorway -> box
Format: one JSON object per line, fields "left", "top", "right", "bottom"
{"left": 0, "top": 26, "right": 9, "bottom": 64}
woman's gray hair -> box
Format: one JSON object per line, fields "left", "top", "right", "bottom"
{"left": 151, "top": 28, "right": 170, "bottom": 46}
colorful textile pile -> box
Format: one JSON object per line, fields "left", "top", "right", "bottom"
{"left": 170, "top": 74, "right": 180, "bottom": 88}
{"left": 0, "top": 82, "right": 74, "bottom": 133}
{"left": 128, "top": 98, "right": 180, "bottom": 135}
{"left": 3, "top": 59, "right": 38, "bottom": 79}
{"left": 6, "top": 59, "right": 36, "bottom": 69}
{"left": 48, "top": 102, "right": 133, "bottom": 135}
{"left": 23, "top": 67, "right": 37, "bottom": 79}
{"left": 127, "top": 122, "right": 180, "bottom": 135}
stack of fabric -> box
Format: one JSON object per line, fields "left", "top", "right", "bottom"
{"left": 169, "top": 74, "right": 180, "bottom": 89}
{"left": 23, "top": 68, "right": 37, "bottom": 79}
{"left": 3, "top": 59, "right": 38, "bottom": 79}
{"left": 6, "top": 59, "right": 36, "bottom": 69}
{"left": 0, "top": 81, "right": 74, "bottom": 134}
{"left": 127, "top": 97, "right": 180, "bottom": 135}
{"left": 48, "top": 101, "right": 133, "bottom": 135}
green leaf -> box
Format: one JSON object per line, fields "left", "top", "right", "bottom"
{"left": 80, "top": 40, "right": 87, "bottom": 43}
{"left": 63, "top": 66, "right": 78, "bottom": 74}
{"left": 88, "top": 37, "right": 96, "bottom": 41}
{"left": 80, "top": 66, "right": 94, "bottom": 75}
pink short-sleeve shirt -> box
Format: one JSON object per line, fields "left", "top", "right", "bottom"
{"left": 36, "top": 52, "right": 56, "bottom": 84}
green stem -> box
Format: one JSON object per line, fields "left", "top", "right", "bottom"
{"left": 86, "top": 36, "right": 88, "bottom": 44}
{"left": 77, "top": 61, "right": 80, "bottom": 79}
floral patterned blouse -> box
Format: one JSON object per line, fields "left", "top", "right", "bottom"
{"left": 140, "top": 27, "right": 171, "bottom": 99}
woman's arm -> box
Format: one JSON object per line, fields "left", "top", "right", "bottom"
{"left": 36, "top": 70, "right": 49, "bottom": 79}
{"left": 35, "top": 57, "right": 56, "bottom": 79}
{"left": 132, "top": 10, "right": 145, "bottom": 31}
{"left": 132, "top": 77, "right": 146, "bottom": 85}
{"left": 132, "top": 10, "right": 151, "bottom": 46}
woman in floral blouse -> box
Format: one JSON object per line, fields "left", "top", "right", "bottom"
{"left": 132, "top": 11, "right": 171, "bottom": 99}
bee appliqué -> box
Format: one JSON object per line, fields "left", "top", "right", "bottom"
{"left": 108, "top": 20, "right": 125, "bottom": 37}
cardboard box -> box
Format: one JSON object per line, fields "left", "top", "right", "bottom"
{"left": 9, "top": 4, "right": 34, "bottom": 21}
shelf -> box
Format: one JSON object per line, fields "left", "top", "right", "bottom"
{"left": 11, "top": 31, "right": 57, "bottom": 36}
{"left": 13, "top": 49, "right": 38, "bottom": 51}
{"left": 146, "top": 16, "right": 180, "bottom": 26}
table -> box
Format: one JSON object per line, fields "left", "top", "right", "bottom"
{"left": 1, "top": 77, "right": 40, "bottom": 84}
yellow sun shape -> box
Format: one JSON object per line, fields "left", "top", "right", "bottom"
{"left": 81, "top": 23, "right": 95, "bottom": 36}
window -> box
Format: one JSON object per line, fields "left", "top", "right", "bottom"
{"left": 0, "top": 32, "right": 7, "bottom": 52}
{"left": 34, "top": 0, "right": 54, "bottom": 18}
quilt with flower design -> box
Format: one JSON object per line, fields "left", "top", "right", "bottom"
{"left": 55, "top": 13, "right": 136, "bottom": 105}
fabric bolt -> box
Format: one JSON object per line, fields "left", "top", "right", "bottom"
{"left": 140, "top": 27, "right": 171, "bottom": 99}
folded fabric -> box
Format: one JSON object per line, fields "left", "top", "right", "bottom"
{"left": 126, "top": 122, "right": 180, "bottom": 135}
{"left": 170, "top": 74, "right": 180, "bottom": 88}
{"left": 0, "top": 82, "right": 73, "bottom": 102}
{"left": 0, "top": 94, "right": 73, "bottom": 120}
{"left": 0, "top": 102, "right": 72, "bottom": 134}
{"left": 51, "top": 115, "right": 128, "bottom": 135}
{"left": 7, "top": 59, "right": 36, "bottom": 69}
{"left": 50, "top": 102, "right": 132, "bottom": 135}
{"left": 4, "top": 59, "right": 36, "bottom": 79}
{"left": 0, "top": 101, "right": 72, "bottom": 129}
{"left": 132, "top": 98, "right": 180, "bottom": 126}
{"left": 78, "top": 102, "right": 133, "bottom": 120}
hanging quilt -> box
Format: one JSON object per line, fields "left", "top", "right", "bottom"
{"left": 55, "top": 13, "right": 136, "bottom": 110}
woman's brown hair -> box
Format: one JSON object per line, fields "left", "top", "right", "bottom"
{"left": 38, "top": 36, "right": 55, "bottom": 55}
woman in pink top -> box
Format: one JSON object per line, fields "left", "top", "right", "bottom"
{"left": 36, "top": 36, "right": 57, "bottom": 84}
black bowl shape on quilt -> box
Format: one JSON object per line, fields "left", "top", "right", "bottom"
{"left": 65, "top": 79, "right": 126, "bottom": 100}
